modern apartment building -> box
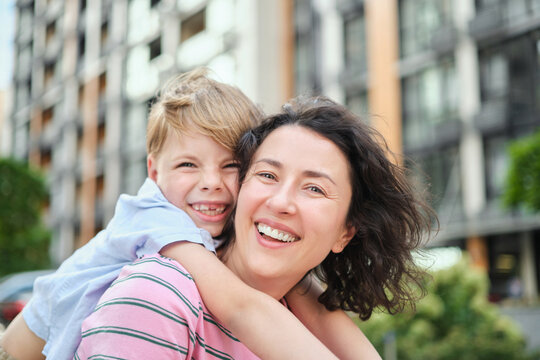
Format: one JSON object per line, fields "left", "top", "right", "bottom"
{"left": 9, "top": 0, "right": 295, "bottom": 264}
{"left": 9, "top": 0, "right": 540, "bottom": 308}
{"left": 292, "top": 0, "right": 540, "bottom": 306}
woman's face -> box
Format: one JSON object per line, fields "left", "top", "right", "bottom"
{"left": 226, "top": 125, "right": 355, "bottom": 298}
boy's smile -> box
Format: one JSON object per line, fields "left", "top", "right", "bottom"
{"left": 147, "top": 130, "right": 239, "bottom": 237}
{"left": 190, "top": 201, "right": 229, "bottom": 221}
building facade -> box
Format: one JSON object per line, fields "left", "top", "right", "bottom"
{"left": 9, "top": 0, "right": 540, "bottom": 306}
{"left": 9, "top": 0, "right": 295, "bottom": 264}
{"left": 292, "top": 0, "right": 540, "bottom": 306}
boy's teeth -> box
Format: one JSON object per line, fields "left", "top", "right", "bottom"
{"left": 192, "top": 204, "right": 226, "bottom": 215}
{"left": 257, "top": 223, "right": 298, "bottom": 242}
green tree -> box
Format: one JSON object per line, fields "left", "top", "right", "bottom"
{"left": 357, "top": 259, "right": 538, "bottom": 360}
{"left": 504, "top": 131, "right": 540, "bottom": 211}
{"left": 0, "top": 158, "right": 51, "bottom": 276}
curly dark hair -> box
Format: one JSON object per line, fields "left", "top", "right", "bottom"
{"left": 227, "top": 96, "right": 436, "bottom": 320}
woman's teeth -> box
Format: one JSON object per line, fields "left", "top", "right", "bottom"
{"left": 192, "top": 204, "right": 226, "bottom": 216}
{"left": 257, "top": 223, "right": 299, "bottom": 242}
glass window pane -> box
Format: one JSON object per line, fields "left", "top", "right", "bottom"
{"left": 484, "top": 137, "right": 509, "bottom": 199}
{"left": 344, "top": 14, "right": 366, "bottom": 74}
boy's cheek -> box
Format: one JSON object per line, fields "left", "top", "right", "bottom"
{"left": 224, "top": 175, "right": 240, "bottom": 197}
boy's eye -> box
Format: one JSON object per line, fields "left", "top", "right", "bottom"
{"left": 224, "top": 162, "right": 240, "bottom": 169}
{"left": 178, "top": 162, "right": 196, "bottom": 168}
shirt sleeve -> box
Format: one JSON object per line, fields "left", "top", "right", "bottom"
{"left": 108, "top": 179, "right": 216, "bottom": 258}
{"left": 75, "top": 254, "right": 202, "bottom": 360}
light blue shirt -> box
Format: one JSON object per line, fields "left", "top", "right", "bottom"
{"left": 22, "top": 178, "right": 215, "bottom": 360}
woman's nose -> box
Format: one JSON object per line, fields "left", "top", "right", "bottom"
{"left": 265, "top": 185, "right": 297, "bottom": 215}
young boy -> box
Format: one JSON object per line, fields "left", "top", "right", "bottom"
{"left": 1, "top": 69, "right": 380, "bottom": 360}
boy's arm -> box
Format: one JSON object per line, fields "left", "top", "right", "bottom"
{"left": 1, "top": 313, "right": 45, "bottom": 360}
{"left": 161, "top": 242, "right": 338, "bottom": 360}
{"left": 285, "top": 276, "right": 382, "bottom": 360}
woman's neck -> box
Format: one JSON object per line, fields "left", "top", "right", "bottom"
{"left": 218, "top": 245, "right": 303, "bottom": 300}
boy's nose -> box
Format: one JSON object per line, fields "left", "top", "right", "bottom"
{"left": 200, "top": 171, "right": 223, "bottom": 191}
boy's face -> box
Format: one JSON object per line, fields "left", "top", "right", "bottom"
{"left": 147, "top": 130, "right": 239, "bottom": 237}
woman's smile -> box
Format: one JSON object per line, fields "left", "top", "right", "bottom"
{"left": 256, "top": 220, "right": 300, "bottom": 243}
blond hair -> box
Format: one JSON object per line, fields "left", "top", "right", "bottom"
{"left": 146, "top": 68, "right": 262, "bottom": 156}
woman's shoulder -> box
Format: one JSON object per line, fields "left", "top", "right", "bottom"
{"left": 109, "top": 253, "right": 203, "bottom": 308}
{"left": 127, "top": 253, "right": 195, "bottom": 280}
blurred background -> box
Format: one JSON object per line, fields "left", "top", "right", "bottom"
{"left": 0, "top": 0, "right": 539, "bottom": 357}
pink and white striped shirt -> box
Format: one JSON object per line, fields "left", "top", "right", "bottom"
{"left": 75, "top": 254, "right": 259, "bottom": 359}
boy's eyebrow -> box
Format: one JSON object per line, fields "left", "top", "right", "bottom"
{"left": 254, "top": 158, "right": 336, "bottom": 185}
{"left": 171, "top": 154, "right": 198, "bottom": 162}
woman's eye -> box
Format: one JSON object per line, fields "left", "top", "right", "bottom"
{"left": 307, "top": 185, "right": 325, "bottom": 195}
{"left": 257, "top": 172, "right": 276, "bottom": 180}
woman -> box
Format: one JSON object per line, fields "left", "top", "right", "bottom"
{"left": 75, "top": 96, "right": 433, "bottom": 359}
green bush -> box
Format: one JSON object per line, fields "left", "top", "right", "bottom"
{"left": 357, "top": 259, "right": 538, "bottom": 360}
{"left": 504, "top": 131, "right": 540, "bottom": 211}
{"left": 0, "top": 158, "right": 51, "bottom": 276}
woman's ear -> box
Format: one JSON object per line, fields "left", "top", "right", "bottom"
{"left": 147, "top": 155, "right": 158, "bottom": 181}
{"left": 332, "top": 225, "right": 356, "bottom": 253}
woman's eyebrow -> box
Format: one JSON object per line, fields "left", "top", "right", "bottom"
{"left": 254, "top": 158, "right": 281, "bottom": 167}
{"left": 255, "top": 158, "right": 336, "bottom": 185}
{"left": 303, "top": 170, "right": 336, "bottom": 185}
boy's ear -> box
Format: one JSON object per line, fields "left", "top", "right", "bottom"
{"left": 147, "top": 155, "right": 158, "bottom": 181}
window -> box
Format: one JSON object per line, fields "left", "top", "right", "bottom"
{"left": 476, "top": 0, "right": 538, "bottom": 20}
{"left": 99, "top": 72, "right": 107, "bottom": 96}
{"left": 123, "top": 159, "right": 147, "bottom": 195}
{"left": 16, "top": 81, "right": 30, "bottom": 110}
{"left": 479, "top": 51, "right": 508, "bottom": 101}
{"left": 484, "top": 136, "right": 509, "bottom": 200}
{"left": 96, "top": 174, "right": 105, "bottom": 199}
{"left": 410, "top": 146, "right": 462, "bottom": 218}
{"left": 294, "top": 0, "right": 321, "bottom": 95}
{"left": 479, "top": 36, "right": 538, "bottom": 131}
{"left": 346, "top": 91, "right": 369, "bottom": 120}
{"left": 45, "top": 21, "right": 56, "bottom": 48}
{"left": 149, "top": 36, "right": 161, "bottom": 60}
{"left": 40, "top": 149, "right": 52, "bottom": 171}
{"left": 78, "top": 32, "right": 86, "bottom": 61}
{"left": 14, "top": 123, "right": 30, "bottom": 159}
{"left": 402, "top": 59, "right": 458, "bottom": 149}
{"left": 97, "top": 123, "right": 106, "bottom": 147}
{"left": 399, "top": 0, "right": 452, "bottom": 57}
{"left": 125, "top": 103, "right": 148, "bottom": 151}
{"left": 18, "top": 45, "right": 32, "bottom": 76}
{"left": 475, "top": 0, "right": 499, "bottom": 12}
{"left": 42, "top": 107, "right": 54, "bottom": 128}
{"left": 44, "top": 62, "right": 55, "bottom": 88}
{"left": 78, "top": 84, "right": 85, "bottom": 108}
{"left": 344, "top": 10, "right": 367, "bottom": 75}
{"left": 181, "top": 9, "right": 205, "bottom": 42}
{"left": 100, "top": 21, "right": 109, "bottom": 53}
{"left": 19, "top": 9, "right": 33, "bottom": 41}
